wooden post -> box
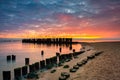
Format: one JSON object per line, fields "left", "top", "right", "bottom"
{"left": 25, "top": 58, "right": 29, "bottom": 65}
{"left": 46, "top": 58, "right": 51, "bottom": 66}
{"left": 7, "top": 55, "right": 11, "bottom": 61}
{"left": 12, "top": 55, "right": 16, "bottom": 60}
{"left": 56, "top": 52, "right": 60, "bottom": 56}
{"left": 3, "top": 71, "right": 11, "bottom": 80}
{"left": 40, "top": 60, "right": 45, "bottom": 69}
{"left": 22, "top": 66, "right": 28, "bottom": 76}
{"left": 35, "top": 62, "right": 40, "bottom": 71}
{"left": 14, "top": 68, "right": 21, "bottom": 79}
{"left": 59, "top": 48, "right": 62, "bottom": 53}
{"left": 73, "top": 49, "right": 75, "bottom": 53}
{"left": 69, "top": 45, "right": 72, "bottom": 50}
{"left": 29, "top": 64, "right": 35, "bottom": 73}
{"left": 41, "top": 50, "right": 44, "bottom": 55}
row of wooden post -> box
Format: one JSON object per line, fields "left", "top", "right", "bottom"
{"left": 7, "top": 55, "right": 16, "bottom": 61}
{"left": 3, "top": 57, "right": 57, "bottom": 80}
{"left": 22, "top": 38, "right": 72, "bottom": 44}
{"left": 3, "top": 48, "right": 84, "bottom": 80}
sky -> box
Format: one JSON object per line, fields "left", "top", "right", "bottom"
{"left": 0, "top": 0, "right": 120, "bottom": 39}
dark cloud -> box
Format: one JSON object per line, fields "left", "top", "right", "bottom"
{"left": 0, "top": 0, "right": 120, "bottom": 37}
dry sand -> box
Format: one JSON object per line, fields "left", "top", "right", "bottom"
{"left": 36, "top": 42, "right": 120, "bottom": 80}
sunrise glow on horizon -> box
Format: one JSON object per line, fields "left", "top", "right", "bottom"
{"left": 0, "top": 0, "right": 120, "bottom": 40}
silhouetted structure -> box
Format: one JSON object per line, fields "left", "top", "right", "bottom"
{"left": 59, "top": 48, "right": 62, "bottom": 52}
{"left": 3, "top": 71, "right": 11, "bottom": 80}
{"left": 25, "top": 58, "right": 29, "bottom": 65}
{"left": 7, "top": 55, "right": 11, "bottom": 61}
{"left": 22, "top": 66, "right": 28, "bottom": 76}
{"left": 5, "top": 49, "right": 103, "bottom": 79}
{"left": 41, "top": 50, "right": 44, "bottom": 56}
{"left": 12, "top": 55, "right": 16, "bottom": 60}
{"left": 7, "top": 55, "right": 16, "bottom": 61}
{"left": 22, "top": 38, "right": 72, "bottom": 44}
{"left": 14, "top": 67, "right": 22, "bottom": 79}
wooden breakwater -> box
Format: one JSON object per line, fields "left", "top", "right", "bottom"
{"left": 2, "top": 50, "right": 85, "bottom": 80}
{"left": 22, "top": 38, "right": 74, "bottom": 44}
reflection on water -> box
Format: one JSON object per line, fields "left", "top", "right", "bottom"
{"left": 0, "top": 40, "right": 82, "bottom": 80}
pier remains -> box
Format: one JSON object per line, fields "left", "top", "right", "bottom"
{"left": 22, "top": 38, "right": 73, "bottom": 44}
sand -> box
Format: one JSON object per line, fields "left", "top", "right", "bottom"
{"left": 35, "top": 42, "right": 120, "bottom": 80}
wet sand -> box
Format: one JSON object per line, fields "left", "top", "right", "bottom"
{"left": 79, "top": 42, "right": 120, "bottom": 80}
{"left": 36, "top": 42, "right": 120, "bottom": 80}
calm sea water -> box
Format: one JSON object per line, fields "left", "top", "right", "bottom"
{"left": 0, "top": 39, "right": 82, "bottom": 80}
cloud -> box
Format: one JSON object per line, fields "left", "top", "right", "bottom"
{"left": 0, "top": 0, "right": 120, "bottom": 38}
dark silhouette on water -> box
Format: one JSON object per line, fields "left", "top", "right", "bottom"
{"left": 22, "top": 38, "right": 73, "bottom": 44}
{"left": 2, "top": 38, "right": 83, "bottom": 80}
{"left": 7, "top": 55, "right": 16, "bottom": 62}
{"left": 3, "top": 71, "right": 11, "bottom": 80}
{"left": 41, "top": 50, "right": 44, "bottom": 56}
{"left": 25, "top": 58, "right": 29, "bottom": 65}
{"left": 22, "top": 38, "right": 77, "bottom": 50}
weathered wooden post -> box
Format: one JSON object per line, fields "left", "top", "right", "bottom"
{"left": 51, "top": 56, "right": 57, "bottom": 65}
{"left": 7, "top": 55, "right": 11, "bottom": 61}
{"left": 46, "top": 58, "right": 51, "bottom": 66}
{"left": 51, "top": 57, "right": 55, "bottom": 64}
{"left": 14, "top": 67, "right": 22, "bottom": 79}
{"left": 25, "top": 58, "right": 29, "bottom": 65}
{"left": 69, "top": 45, "right": 72, "bottom": 50}
{"left": 12, "top": 55, "right": 16, "bottom": 60}
{"left": 56, "top": 52, "right": 60, "bottom": 56}
{"left": 22, "top": 66, "right": 28, "bottom": 76}
{"left": 41, "top": 50, "right": 44, "bottom": 56}
{"left": 52, "top": 56, "right": 57, "bottom": 64}
{"left": 35, "top": 62, "right": 40, "bottom": 71}
{"left": 73, "top": 49, "right": 75, "bottom": 53}
{"left": 59, "top": 48, "right": 62, "bottom": 53}
{"left": 40, "top": 60, "right": 45, "bottom": 69}
{"left": 46, "top": 57, "right": 55, "bottom": 69}
{"left": 66, "top": 53, "right": 71, "bottom": 59}
{"left": 29, "top": 64, "right": 35, "bottom": 73}
{"left": 3, "top": 71, "right": 11, "bottom": 80}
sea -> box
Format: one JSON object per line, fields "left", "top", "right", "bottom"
{"left": 0, "top": 38, "right": 82, "bottom": 80}
{"left": 0, "top": 38, "right": 119, "bottom": 80}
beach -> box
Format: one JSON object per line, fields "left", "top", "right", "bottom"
{"left": 36, "top": 42, "right": 120, "bottom": 80}
{"left": 1, "top": 0, "right": 120, "bottom": 80}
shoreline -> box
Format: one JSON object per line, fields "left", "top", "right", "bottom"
{"left": 33, "top": 45, "right": 100, "bottom": 80}
{"left": 1, "top": 42, "right": 120, "bottom": 80}
{"left": 35, "top": 42, "right": 120, "bottom": 80}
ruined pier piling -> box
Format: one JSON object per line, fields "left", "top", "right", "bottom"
{"left": 3, "top": 71, "right": 11, "bottom": 80}
{"left": 7, "top": 55, "right": 16, "bottom": 61}
{"left": 22, "top": 66, "right": 28, "bottom": 76}
{"left": 22, "top": 38, "right": 72, "bottom": 44}
{"left": 25, "top": 58, "right": 29, "bottom": 65}
{"left": 14, "top": 67, "right": 22, "bottom": 79}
